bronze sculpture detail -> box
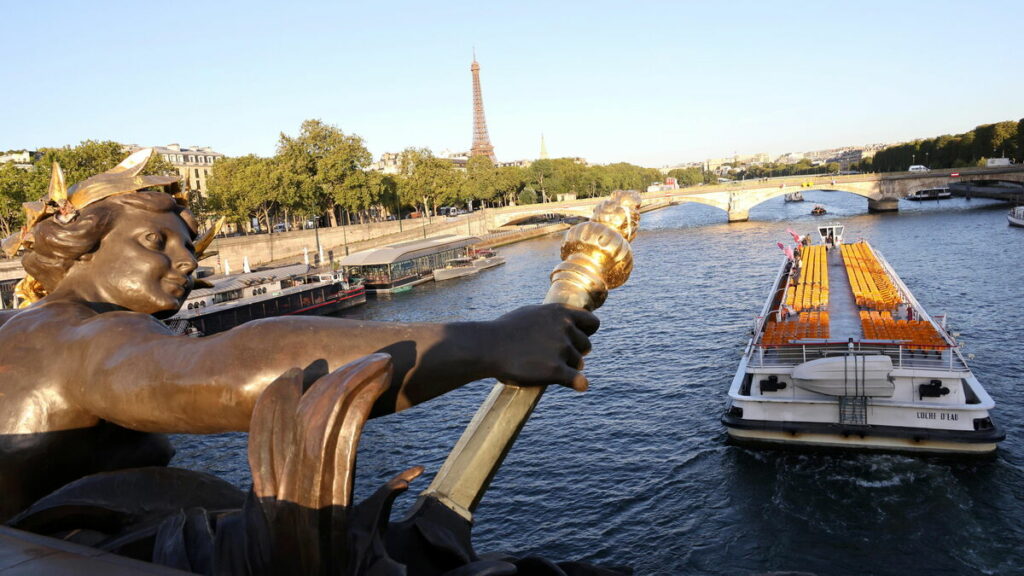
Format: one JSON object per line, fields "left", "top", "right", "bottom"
{"left": 0, "top": 150, "right": 635, "bottom": 575}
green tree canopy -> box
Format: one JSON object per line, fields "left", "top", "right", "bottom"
{"left": 397, "top": 147, "right": 462, "bottom": 216}
{"left": 277, "top": 119, "right": 373, "bottom": 225}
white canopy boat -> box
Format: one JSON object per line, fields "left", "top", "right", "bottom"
{"left": 722, "top": 222, "right": 1004, "bottom": 454}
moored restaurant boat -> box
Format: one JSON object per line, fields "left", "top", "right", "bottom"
{"left": 340, "top": 235, "right": 480, "bottom": 293}
{"left": 722, "top": 222, "right": 1004, "bottom": 454}
{"left": 783, "top": 191, "right": 804, "bottom": 202}
{"left": 166, "top": 263, "right": 366, "bottom": 336}
{"left": 1008, "top": 206, "right": 1024, "bottom": 227}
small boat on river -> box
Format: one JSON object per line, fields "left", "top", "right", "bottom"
{"left": 433, "top": 257, "right": 478, "bottom": 281}
{"left": 1008, "top": 206, "right": 1024, "bottom": 227}
{"left": 810, "top": 205, "right": 827, "bottom": 215}
{"left": 166, "top": 264, "right": 366, "bottom": 336}
{"left": 906, "top": 188, "right": 952, "bottom": 201}
{"left": 433, "top": 249, "right": 506, "bottom": 282}
{"left": 722, "top": 222, "right": 1004, "bottom": 454}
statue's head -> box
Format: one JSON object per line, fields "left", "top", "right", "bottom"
{"left": 4, "top": 149, "right": 219, "bottom": 317}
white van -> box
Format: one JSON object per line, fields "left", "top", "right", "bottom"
{"left": 908, "top": 165, "right": 929, "bottom": 172}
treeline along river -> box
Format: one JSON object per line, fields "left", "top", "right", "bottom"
{"left": 174, "top": 191, "right": 1024, "bottom": 575}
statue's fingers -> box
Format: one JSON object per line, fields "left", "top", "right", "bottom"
{"left": 566, "top": 307, "right": 600, "bottom": 335}
{"left": 569, "top": 371, "right": 589, "bottom": 392}
{"left": 568, "top": 326, "right": 593, "bottom": 356}
{"left": 563, "top": 346, "right": 583, "bottom": 371}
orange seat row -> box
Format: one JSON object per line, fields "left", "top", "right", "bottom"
{"left": 784, "top": 244, "right": 829, "bottom": 312}
{"left": 841, "top": 242, "right": 901, "bottom": 311}
{"left": 859, "top": 311, "right": 945, "bottom": 349}
{"left": 762, "top": 311, "right": 830, "bottom": 347}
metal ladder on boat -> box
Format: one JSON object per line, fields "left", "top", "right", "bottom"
{"left": 839, "top": 396, "right": 868, "bottom": 425}
{"left": 839, "top": 348, "right": 868, "bottom": 426}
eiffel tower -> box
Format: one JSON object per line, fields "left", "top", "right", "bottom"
{"left": 470, "top": 55, "right": 496, "bottom": 162}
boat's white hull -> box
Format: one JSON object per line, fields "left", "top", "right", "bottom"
{"left": 433, "top": 266, "right": 479, "bottom": 281}
{"left": 1009, "top": 212, "right": 1024, "bottom": 227}
{"left": 724, "top": 426, "right": 999, "bottom": 454}
{"left": 473, "top": 256, "right": 505, "bottom": 270}
{"left": 434, "top": 256, "right": 504, "bottom": 281}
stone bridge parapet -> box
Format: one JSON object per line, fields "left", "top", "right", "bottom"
{"left": 486, "top": 165, "right": 1024, "bottom": 224}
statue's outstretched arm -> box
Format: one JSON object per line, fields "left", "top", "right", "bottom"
{"left": 70, "top": 304, "right": 597, "bottom": 434}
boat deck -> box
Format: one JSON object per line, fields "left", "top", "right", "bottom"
{"left": 754, "top": 241, "right": 968, "bottom": 372}
{"left": 825, "top": 248, "right": 862, "bottom": 341}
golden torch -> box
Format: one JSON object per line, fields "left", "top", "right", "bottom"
{"left": 418, "top": 190, "right": 642, "bottom": 521}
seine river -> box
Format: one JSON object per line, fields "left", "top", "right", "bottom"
{"left": 174, "top": 191, "right": 1024, "bottom": 575}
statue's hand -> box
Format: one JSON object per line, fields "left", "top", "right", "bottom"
{"left": 488, "top": 304, "right": 599, "bottom": 391}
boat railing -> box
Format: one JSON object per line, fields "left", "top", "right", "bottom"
{"left": 750, "top": 341, "right": 969, "bottom": 372}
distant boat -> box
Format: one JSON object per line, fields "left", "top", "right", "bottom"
{"left": 811, "top": 205, "right": 827, "bottom": 215}
{"left": 166, "top": 264, "right": 366, "bottom": 336}
{"left": 433, "top": 257, "right": 479, "bottom": 281}
{"left": 1009, "top": 206, "right": 1024, "bottom": 228}
{"left": 906, "top": 188, "right": 952, "bottom": 201}
{"left": 433, "top": 249, "right": 506, "bottom": 281}
{"left": 784, "top": 191, "right": 804, "bottom": 202}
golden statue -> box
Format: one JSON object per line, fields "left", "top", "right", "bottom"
{"left": 0, "top": 149, "right": 638, "bottom": 575}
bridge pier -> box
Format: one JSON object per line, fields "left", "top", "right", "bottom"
{"left": 868, "top": 198, "right": 899, "bottom": 213}
{"left": 728, "top": 209, "right": 749, "bottom": 222}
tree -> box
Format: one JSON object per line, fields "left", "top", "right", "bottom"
{"left": 492, "top": 166, "right": 527, "bottom": 206}
{"left": 206, "top": 155, "right": 284, "bottom": 233}
{"left": 277, "top": 120, "right": 372, "bottom": 227}
{"left": 0, "top": 163, "right": 33, "bottom": 240}
{"left": 464, "top": 155, "right": 497, "bottom": 207}
{"left": 666, "top": 167, "right": 704, "bottom": 187}
{"left": 1017, "top": 119, "right": 1024, "bottom": 162}
{"left": 397, "top": 148, "right": 462, "bottom": 217}
{"left": 518, "top": 187, "right": 537, "bottom": 205}
{"left": 528, "top": 159, "right": 554, "bottom": 201}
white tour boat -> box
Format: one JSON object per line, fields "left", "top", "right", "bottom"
{"left": 722, "top": 223, "right": 1004, "bottom": 454}
{"left": 906, "top": 188, "right": 952, "bottom": 201}
{"left": 433, "top": 257, "right": 479, "bottom": 281}
{"left": 1008, "top": 206, "right": 1024, "bottom": 228}
{"left": 433, "top": 249, "right": 506, "bottom": 281}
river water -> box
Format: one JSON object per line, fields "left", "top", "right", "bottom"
{"left": 173, "top": 191, "right": 1024, "bottom": 575}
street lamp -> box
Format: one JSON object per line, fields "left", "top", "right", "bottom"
{"left": 911, "top": 154, "right": 915, "bottom": 168}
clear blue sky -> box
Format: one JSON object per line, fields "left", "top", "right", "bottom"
{"left": 2, "top": 1, "right": 1022, "bottom": 167}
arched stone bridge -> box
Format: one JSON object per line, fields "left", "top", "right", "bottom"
{"left": 484, "top": 165, "right": 1024, "bottom": 226}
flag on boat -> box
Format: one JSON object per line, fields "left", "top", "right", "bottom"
{"left": 777, "top": 242, "right": 794, "bottom": 261}
{"left": 786, "top": 228, "right": 801, "bottom": 244}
